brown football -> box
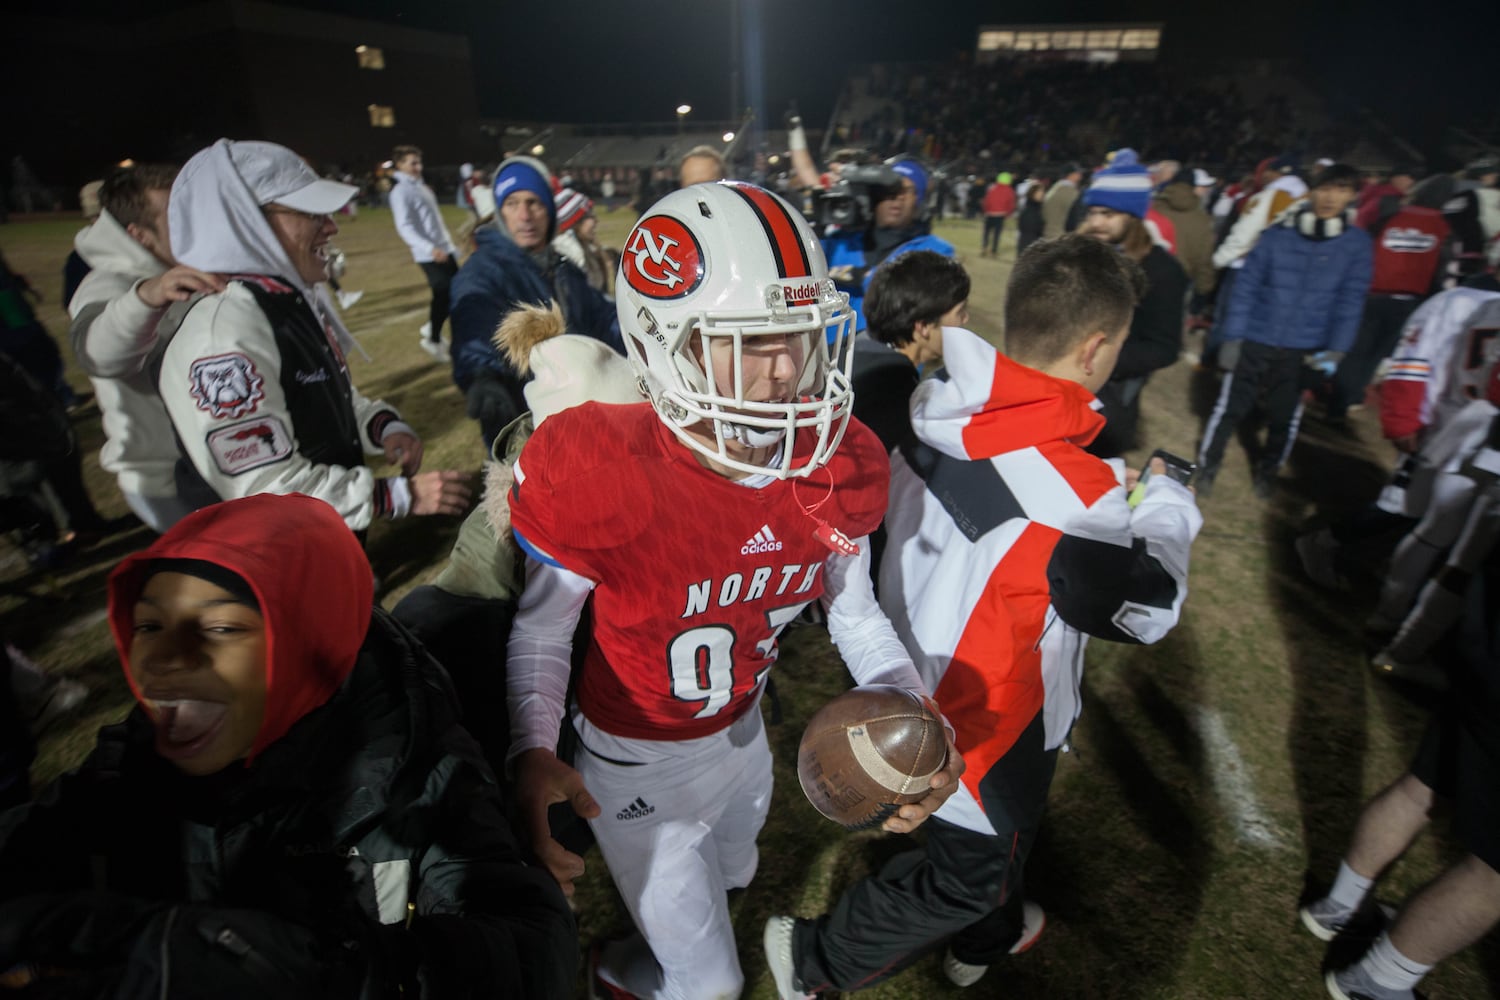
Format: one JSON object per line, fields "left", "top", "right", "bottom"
{"left": 797, "top": 685, "right": 948, "bottom": 830}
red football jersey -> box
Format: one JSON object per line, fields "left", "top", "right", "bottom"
{"left": 510, "top": 402, "right": 888, "bottom": 740}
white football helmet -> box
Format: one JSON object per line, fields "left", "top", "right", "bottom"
{"left": 616, "top": 181, "right": 854, "bottom": 479}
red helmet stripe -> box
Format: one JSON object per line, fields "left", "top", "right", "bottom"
{"left": 724, "top": 182, "right": 811, "bottom": 279}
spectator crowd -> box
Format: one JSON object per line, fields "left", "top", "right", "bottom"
{"left": 0, "top": 41, "right": 1498, "bottom": 1000}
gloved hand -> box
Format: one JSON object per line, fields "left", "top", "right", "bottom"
{"left": 785, "top": 103, "right": 807, "bottom": 152}
{"left": 1302, "top": 350, "right": 1344, "bottom": 376}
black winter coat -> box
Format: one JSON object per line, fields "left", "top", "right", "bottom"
{"left": 0, "top": 610, "right": 576, "bottom": 999}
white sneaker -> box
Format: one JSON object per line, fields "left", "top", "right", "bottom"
{"left": 418, "top": 332, "right": 448, "bottom": 361}
{"left": 942, "top": 952, "right": 988, "bottom": 988}
{"left": 763, "top": 916, "right": 813, "bottom": 999}
{"left": 942, "top": 899, "right": 1045, "bottom": 987}
{"left": 336, "top": 289, "right": 364, "bottom": 310}
{"left": 419, "top": 321, "right": 432, "bottom": 339}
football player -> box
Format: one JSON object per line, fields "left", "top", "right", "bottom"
{"left": 504, "top": 181, "right": 962, "bottom": 999}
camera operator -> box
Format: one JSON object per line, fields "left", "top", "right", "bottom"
{"left": 819, "top": 158, "right": 956, "bottom": 332}
{"left": 778, "top": 105, "right": 954, "bottom": 332}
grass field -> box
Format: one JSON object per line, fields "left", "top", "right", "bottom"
{"left": 1, "top": 204, "right": 1495, "bottom": 999}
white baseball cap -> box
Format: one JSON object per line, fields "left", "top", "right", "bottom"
{"left": 228, "top": 140, "right": 357, "bottom": 213}
{"left": 1193, "top": 168, "right": 1217, "bottom": 187}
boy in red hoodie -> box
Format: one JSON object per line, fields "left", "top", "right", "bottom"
{"left": 0, "top": 493, "right": 575, "bottom": 997}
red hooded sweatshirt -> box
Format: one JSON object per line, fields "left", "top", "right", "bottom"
{"left": 107, "top": 493, "right": 374, "bottom": 762}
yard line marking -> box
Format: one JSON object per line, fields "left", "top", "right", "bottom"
{"left": 1192, "top": 706, "right": 1285, "bottom": 850}
{"left": 59, "top": 606, "right": 109, "bottom": 640}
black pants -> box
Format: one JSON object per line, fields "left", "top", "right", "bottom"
{"left": 793, "top": 713, "right": 1057, "bottom": 991}
{"left": 1330, "top": 294, "right": 1420, "bottom": 418}
{"left": 1198, "top": 340, "right": 1310, "bottom": 476}
{"left": 418, "top": 257, "right": 459, "bottom": 341}
{"left": 982, "top": 216, "right": 1006, "bottom": 254}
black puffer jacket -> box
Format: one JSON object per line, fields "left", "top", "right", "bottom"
{"left": 0, "top": 609, "right": 576, "bottom": 999}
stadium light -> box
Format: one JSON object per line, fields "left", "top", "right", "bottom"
{"left": 723, "top": 131, "right": 735, "bottom": 143}
{"left": 118, "top": 158, "right": 135, "bottom": 167}
{"left": 676, "top": 104, "right": 692, "bottom": 116}
{"left": 531, "top": 144, "right": 545, "bottom": 156}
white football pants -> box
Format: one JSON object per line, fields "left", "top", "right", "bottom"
{"left": 574, "top": 702, "right": 773, "bottom": 1000}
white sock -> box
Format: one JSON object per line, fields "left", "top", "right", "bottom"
{"left": 1361, "top": 931, "right": 1432, "bottom": 991}
{"left": 1328, "top": 860, "right": 1375, "bottom": 911}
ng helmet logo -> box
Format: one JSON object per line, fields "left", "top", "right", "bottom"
{"left": 624, "top": 215, "right": 704, "bottom": 301}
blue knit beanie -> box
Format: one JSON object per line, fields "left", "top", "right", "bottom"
{"left": 888, "top": 159, "right": 928, "bottom": 204}
{"left": 493, "top": 155, "right": 557, "bottom": 238}
{"left": 1082, "top": 148, "right": 1153, "bottom": 219}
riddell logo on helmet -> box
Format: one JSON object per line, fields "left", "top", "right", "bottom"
{"left": 624, "top": 216, "right": 704, "bottom": 301}
{"left": 782, "top": 283, "right": 819, "bottom": 306}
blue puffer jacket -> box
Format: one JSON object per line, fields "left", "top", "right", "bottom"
{"left": 822, "top": 229, "right": 955, "bottom": 334}
{"left": 1222, "top": 208, "right": 1373, "bottom": 353}
{"left": 449, "top": 226, "right": 622, "bottom": 391}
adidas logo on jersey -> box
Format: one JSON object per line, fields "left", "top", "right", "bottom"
{"left": 741, "top": 524, "right": 784, "bottom": 555}
{"left": 616, "top": 797, "right": 655, "bottom": 821}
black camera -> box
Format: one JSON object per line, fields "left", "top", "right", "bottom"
{"left": 807, "top": 164, "right": 903, "bottom": 232}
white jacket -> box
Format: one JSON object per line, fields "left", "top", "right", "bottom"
{"left": 68, "top": 210, "right": 179, "bottom": 497}
{"left": 1212, "top": 174, "right": 1308, "bottom": 270}
{"left": 390, "top": 171, "right": 457, "bottom": 263}
{"left": 159, "top": 283, "right": 404, "bottom": 531}
{"left": 160, "top": 139, "right": 414, "bottom": 531}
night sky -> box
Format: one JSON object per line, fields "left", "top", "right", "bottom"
{"left": 17, "top": 0, "right": 1500, "bottom": 158}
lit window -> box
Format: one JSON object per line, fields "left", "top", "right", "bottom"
{"left": 368, "top": 104, "right": 396, "bottom": 128}
{"left": 356, "top": 45, "right": 384, "bottom": 70}
{"left": 1086, "top": 30, "right": 1121, "bottom": 49}
{"left": 1054, "top": 31, "right": 1085, "bottom": 49}
{"left": 979, "top": 30, "right": 1015, "bottom": 50}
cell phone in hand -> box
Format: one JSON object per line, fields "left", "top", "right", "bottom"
{"left": 1128, "top": 449, "right": 1196, "bottom": 507}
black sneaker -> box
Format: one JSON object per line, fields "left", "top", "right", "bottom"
{"left": 1299, "top": 895, "right": 1394, "bottom": 942}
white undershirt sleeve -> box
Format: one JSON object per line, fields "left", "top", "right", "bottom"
{"left": 821, "top": 537, "right": 927, "bottom": 693}
{"left": 505, "top": 557, "right": 595, "bottom": 766}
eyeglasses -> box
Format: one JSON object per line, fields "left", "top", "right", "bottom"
{"left": 264, "top": 206, "right": 333, "bottom": 225}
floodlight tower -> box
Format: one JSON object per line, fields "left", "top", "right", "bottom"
{"left": 729, "top": 0, "right": 741, "bottom": 136}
